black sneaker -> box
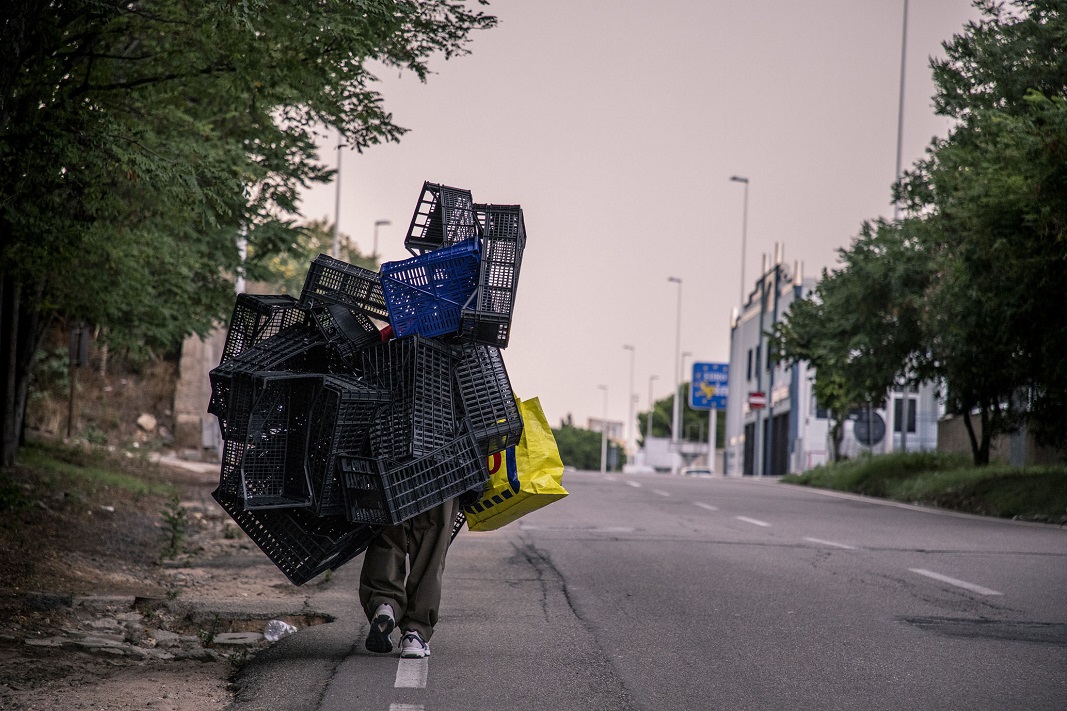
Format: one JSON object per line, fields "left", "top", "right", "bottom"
{"left": 365, "top": 603, "right": 395, "bottom": 653}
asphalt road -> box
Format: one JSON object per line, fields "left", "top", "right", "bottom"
{"left": 231, "top": 471, "right": 1067, "bottom": 711}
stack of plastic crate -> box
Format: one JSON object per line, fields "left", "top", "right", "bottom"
{"left": 208, "top": 180, "right": 529, "bottom": 585}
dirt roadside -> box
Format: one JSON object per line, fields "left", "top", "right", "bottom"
{"left": 0, "top": 451, "right": 345, "bottom": 711}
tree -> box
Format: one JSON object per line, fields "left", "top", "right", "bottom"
{"left": 771, "top": 219, "right": 933, "bottom": 461}
{"left": 552, "top": 417, "right": 613, "bottom": 471}
{"left": 260, "top": 218, "right": 378, "bottom": 297}
{"left": 636, "top": 382, "right": 718, "bottom": 447}
{"left": 899, "top": 0, "right": 1067, "bottom": 461}
{"left": 0, "top": 0, "right": 496, "bottom": 466}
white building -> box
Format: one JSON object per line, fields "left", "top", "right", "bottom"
{"left": 724, "top": 254, "right": 939, "bottom": 476}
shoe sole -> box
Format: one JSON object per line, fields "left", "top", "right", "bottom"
{"left": 365, "top": 613, "right": 395, "bottom": 653}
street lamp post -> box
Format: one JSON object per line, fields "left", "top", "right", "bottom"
{"left": 668, "top": 276, "right": 682, "bottom": 474}
{"left": 681, "top": 350, "right": 692, "bottom": 442}
{"left": 645, "top": 374, "right": 658, "bottom": 467}
{"left": 373, "top": 219, "right": 391, "bottom": 260}
{"left": 597, "top": 384, "right": 608, "bottom": 473}
{"left": 623, "top": 344, "right": 635, "bottom": 462}
{"left": 730, "top": 176, "right": 749, "bottom": 306}
{"left": 332, "top": 135, "right": 346, "bottom": 259}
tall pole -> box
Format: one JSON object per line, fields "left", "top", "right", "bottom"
{"left": 681, "top": 350, "right": 692, "bottom": 442}
{"left": 893, "top": 0, "right": 908, "bottom": 223}
{"left": 668, "top": 276, "right": 683, "bottom": 474}
{"left": 893, "top": 0, "right": 910, "bottom": 453}
{"left": 646, "top": 374, "right": 658, "bottom": 467}
{"left": 332, "top": 135, "right": 344, "bottom": 259}
{"left": 598, "top": 384, "right": 608, "bottom": 473}
{"left": 730, "top": 176, "right": 749, "bottom": 305}
{"left": 623, "top": 344, "right": 636, "bottom": 462}
{"left": 373, "top": 219, "right": 391, "bottom": 260}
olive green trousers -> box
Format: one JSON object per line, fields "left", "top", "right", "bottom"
{"left": 359, "top": 497, "right": 460, "bottom": 641}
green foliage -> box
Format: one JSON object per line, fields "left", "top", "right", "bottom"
{"left": 771, "top": 219, "right": 933, "bottom": 461}
{"left": 159, "top": 494, "right": 189, "bottom": 560}
{"left": 552, "top": 420, "right": 619, "bottom": 471}
{"left": 0, "top": 0, "right": 497, "bottom": 465}
{"left": 636, "top": 383, "right": 719, "bottom": 446}
{"left": 258, "top": 218, "right": 378, "bottom": 296}
{"left": 776, "top": 1, "right": 1067, "bottom": 465}
{"left": 782, "top": 452, "right": 1067, "bottom": 523}
{"left": 15, "top": 440, "right": 176, "bottom": 499}
{"left": 900, "top": 0, "right": 1067, "bottom": 459}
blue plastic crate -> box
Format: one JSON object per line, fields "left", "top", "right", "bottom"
{"left": 380, "top": 238, "right": 480, "bottom": 338}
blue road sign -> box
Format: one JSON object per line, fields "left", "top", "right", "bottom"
{"left": 690, "top": 362, "right": 729, "bottom": 410}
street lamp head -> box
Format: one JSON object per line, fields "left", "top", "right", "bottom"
{"left": 623, "top": 344, "right": 635, "bottom": 352}
{"left": 668, "top": 276, "right": 682, "bottom": 284}
{"left": 730, "top": 175, "right": 749, "bottom": 184}
{"left": 375, "top": 219, "right": 391, "bottom": 227}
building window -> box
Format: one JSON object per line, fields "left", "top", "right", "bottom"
{"left": 894, "top": 398, "right": 916, "bottom": 433}
{"left": 747, "top": 349, "right": 753, "bottom": 381}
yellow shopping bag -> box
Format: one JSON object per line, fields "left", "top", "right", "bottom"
{"left": 463, "top": 396, "right": 568, "bottom": 531}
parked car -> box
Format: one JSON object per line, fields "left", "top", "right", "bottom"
{"left": 681, "top": 466, "right": 713, "bottom": 477}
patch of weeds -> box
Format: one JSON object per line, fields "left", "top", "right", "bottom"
{"left": 223, "top": 523, "right": 240, "bottom": 540}
{"left": 160, "top": 495, "right": 189, "bottom": 560}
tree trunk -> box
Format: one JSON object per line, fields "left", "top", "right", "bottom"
{"left": 961, "top": 409, "right": 982, "bottom": 467}
{"left": 829, "top": 411, "right": 844, "bottom": 462}
{"left": 1, "top": 272, "right": 19, "bottom": 468}
{"left": 0, "top": 272, "right": 49, "bottom": 467}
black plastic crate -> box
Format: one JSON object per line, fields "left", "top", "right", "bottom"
{"left": 404, "top": 182, "right": 481, "bottom": 254}
{"left": 213, "top": 369, "right": 314, "bottom": 501}
{"left": 359, "top": 336, "right": 457, "bottom": 461}
{"left": 305, "top": 375, "right": 391, "bottom": 517}
{"left": 239, "top": 373, "right": 321, "bottom": 510}
{"left": 220, "top": 294, "right": 310, "bottom": 365}
{"left": 380, "top": 237, "right": 481, "bottom": 339}
{"left": 208, "top": 324, "right": 330, "bottom": 427}
{"left": 453, "top": 343, "right": 523, "bottom": 456}
{"left": 309, "top": 301, "right": 382, "bottom": 369}
{"left": 460, "top": 203, "right": 526, "bottom": 348}
{"left": 339, "top": 430, "right": 488, "bottom": 525}
{"left": 299, "top": 254, "right": 390, "bottom": 321}
{"left": 212, "top": 488, "right": 381, "bottom": 586}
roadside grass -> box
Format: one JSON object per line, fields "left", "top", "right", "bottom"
{"left": 5, "top": 439, "right": 176, "bottom": 511}
{"left": 782, "top": 452, "right": 1067, "bottom": 524}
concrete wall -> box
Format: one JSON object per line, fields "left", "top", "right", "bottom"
{"left": 937, "top": 414, "right": 1065, "bottom": 466}
{"left": 173, "top": 327, "right": 225, "bottom": 461}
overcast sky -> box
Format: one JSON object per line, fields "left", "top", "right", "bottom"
{"left": 298, "top": 0, "right": 981, "bottom": 437}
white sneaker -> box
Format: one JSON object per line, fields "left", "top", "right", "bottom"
{"left": 365, "top": 603, "right": 395, "bottom": 653}
{"left": 399, "top": 630, "right": 430, "bottom": 658}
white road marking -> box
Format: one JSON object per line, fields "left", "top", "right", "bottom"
{"left": 390, "top": 705, "right": 425, "bottom": 711}
{"left": 605, "top": 475, "right": 618, "bottom": 482}
{"left": 736, "top": 516, "right": 770, "bottom": 527}
{"left": 693, "top": 502, "right": 718, "bottom": 512}
{"left": 394, "top": 658, "right": 429, "bottom": 688}
{"left": 804, "top": 537, "right": 856, "bottom": 550}
{"left": 625, "top": 481, "right": 642, "bottom": 488}
{"left": 652, "top": 489, "right": 671, "bottom": 497}
{"left": 909, "top": 568, "right": 1003, "bottom": 596}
